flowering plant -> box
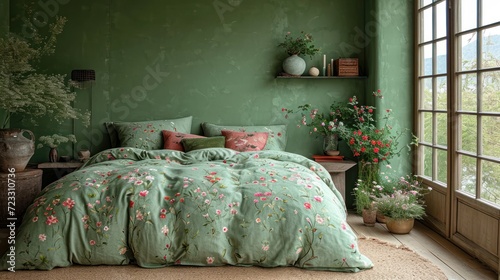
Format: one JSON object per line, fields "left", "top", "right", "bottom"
{"left": 37, "top": 134, "right": 76, "bottom": 149}
{"left": 277, "top": 31, "right": 320, "bottom": 59}
{"left": 374, "top": 190, "right": 426, "bottom": 220}
{"left": 282, "top": 104, "right": 344, "bottom": 137}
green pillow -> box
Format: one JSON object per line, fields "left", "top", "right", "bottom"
{"left": 201, "top": 122, "right": 287, "bottom": 151}
{"left": 181, "top": 136, "right": 226, "bottom": 152}
{"left": 105, "top": 116, "right": 192, "bottom": 150}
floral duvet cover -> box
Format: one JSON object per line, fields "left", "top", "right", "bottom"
{"left": 1, "top": 148, "right": 372, "bottom": 272}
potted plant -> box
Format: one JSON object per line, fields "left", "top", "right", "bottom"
{"left": 0, "top": 15, "right": 90, "bottom": 171}
{"left": 353, "top": 180, "right": 378, "bottom": 226}
{"left": 37, "top": 134, "right": 77, "bottom": 162}
{"left": 278, "top": 31, "right": 320, "bottom": 76}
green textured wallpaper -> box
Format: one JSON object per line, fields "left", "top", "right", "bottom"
{"left": 7, "top": 0, "right": 414, "bottom": 208}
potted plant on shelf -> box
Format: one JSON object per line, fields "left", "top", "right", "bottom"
{"left": 0, "top": 16, "right": 90, "bottom": 172}
{"left": 37, "top": 134, "right": 77, "bottom": 163}
{"left": 278, "top": 31, "right": 320, "bottom": 76}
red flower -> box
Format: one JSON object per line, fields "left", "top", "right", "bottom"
{"left": 304, "top": 202, "right": 312, "bottom": 209}
{"left": 373, "top": 147, "right": 380, "bottom": 153}
{"left": 362, "top": 135, "right": 368, "bottom": 141}
{"left": 129, "top": 201, "right": 135, "bottom": 208}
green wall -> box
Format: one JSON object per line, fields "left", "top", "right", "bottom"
{"left": 8, "top": 0, "right": 414, "bottom": 208}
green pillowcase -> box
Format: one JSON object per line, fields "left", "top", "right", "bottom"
{"left": 105, "top": 116, "right": 193, "bottom": 150}
{"left": 201, "top": 122, "right": 287, "bottom": 151}
{"left": 181, "top": 136, "right": 226, "bottom": 152}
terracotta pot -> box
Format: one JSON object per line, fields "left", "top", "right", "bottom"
{"left": 0, "top": 129, "right": 35, "bottom": 172}
{"left": 376, "top": 211, "right": 386, "bottom": 224}
{"left": 362, "top": 208, "right": 377, "bottom": 227}
{"left": 385, "top": 217, "right": 415, "bottom": 234}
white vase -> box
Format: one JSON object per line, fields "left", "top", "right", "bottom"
{"left": 282, "top": 54, "right": 306, "bottom": 76}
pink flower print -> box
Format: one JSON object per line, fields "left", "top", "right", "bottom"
{"left": 255, "top": 218, "right": 261, "bottom": 223}
{"left": 296, "top": 247, "right": 302, "bottom": 255}
{"left": 32, "top": 217, "right": 38, "bottom": 223}
{"left": 253, "top": 199, "right": 259, "bottom": 203}
{"left": 139, "top": 190, "right": 149, "bottom": 197}
{"left": 341, "top": 223, "right": 347, "bottom": 230}
{"left": 165, "top": 244, "right": 170, "bottom": 249}
{"left": 222, "top": 227, "right": 228, "bottom": 233}
{"left": 262, "top": 245, "right": 269, "bottom": 251}
{"left": 264, "top": 192, "right": 272, "bottom": 196}
{"left": 254, "top": 192, "right": 264, "bottom": 197}
{"left": 96, "top": 221, "right": 102, "bottom": 227}
{"left": 136, "top": 210, "right": 144, "bottom": 221}
{"left": 216, "top": 209, "right": 222, "bottom": 215}
{"left": 45, "top": 215, "right": 59, "bottom": 225}
{"left": 162, "top": 225, "right": 169, "bottom": 236}
{"left": 103, "top": 226, "right": 109, "bottom": 231}
{"left": 38, "top": 234, "right": 46, "bottom": 241}
{"left": 129, "top": 201, "right": 135, "bottom": 208}
{"left": 260, "top": 197, "right": 267, "bottom": 201}
{"left": 230, "top": 209, "right": 238, "bottom": 215}
{"left": 350, "top": 243, "right": 355, "bottom": 250}
{"left": 206, "top": 257, "right": 214, "bottom": 264}
{"left": 304, "top": 202, "right": 312, "bottom": 210}
{"left": 314, "top": 196, "right": 323, "bottom": 203}
{"left": 135, "top": 180, "right": 144, "bottom": 186}
{"left": 119, "top": 247, "right": 127, "bottom": 255}
{"left": 253, "top": 154, "right": 259, "bottom": 159}
{"left": 89, "top": 240, "right": 96, "bottom": 246}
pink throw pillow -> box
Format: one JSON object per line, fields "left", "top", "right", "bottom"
{"left": 221, "top": 130, "right": 268, "bottom": 152}
{"left": 162, "top": 130, "right": 204, "bottom": 151}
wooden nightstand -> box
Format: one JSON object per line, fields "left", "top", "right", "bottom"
{"left": 0, "top": 168, "right": 42, "bottom": 228}
{"left": 315, "top": 160, "right": 356, "bottom": 200}
{"left": 37, "top": 161, "right": 83, "bottom": 188}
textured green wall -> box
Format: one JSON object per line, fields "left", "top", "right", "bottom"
{"left": 0, "top": 0, "right": 7, "bottom": 37}
{"left": 8, "top": 0, "right": 414, "bottom": 208}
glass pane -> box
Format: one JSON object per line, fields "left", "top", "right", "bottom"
{"left": 436, "top": 1, "right": 446, "bottom": 39}
{"left": 423, "top": 112, "right": 433, "bottom": 144}
{"left": 437, "top": 149, "right": 448, "bottom": 183}
{"left": 422, "top": 7, "right": 433, "bottom": 43}
{"left": 482, "top": 116, "right": 500, "bottom": 158}
{"left": 423, "top": 146, "right": 433, "bottom": 179}
{"left": 481, "top": 160, "right": 500, "bottom": 205}
{"left": 481, "top": 26, "right": 500, "bottom": 69}
{"left": 459, "top": 155, "right": 476, "bottom": 196}
{"left": 458, "top": 32, "right": 477, "bottom": 71}
{"left": 420, "top": 0, "right": 433, "bottom": 8}
{"left": 436, "top": 40, "right": 447, "bottom": 74}
{"left": 458, "top": 73, "right": 477, "bottom": 111}
{"left": 481, "top": 0, "right": 500, "bottom": 27}
{"left": 422, "top": 44, "right": 433, "bottom": 75}
{"left": 436, "top": 113, "right": 447, "bottom": 146}
{"left": 421, "top": 77, "right": 433, "bottom": 109}
{"left": 481, "top": 71, "right": 500, "bottom": 112}
{"left": 436, "top": 76, "right": 447, "bottom": 110}
{"left": 460, "top": 114, "right": 477, "bottom": 153}
{"left": 458, "top": 0, "right": 477, "bottom": 32}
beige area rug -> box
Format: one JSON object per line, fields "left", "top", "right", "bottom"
{"left": 3, "top": 238, "right": 447, "bottom": 280}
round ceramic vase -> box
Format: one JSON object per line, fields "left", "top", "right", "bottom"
{"left": 282, "top": 54, "right": 306, "bottom": 76}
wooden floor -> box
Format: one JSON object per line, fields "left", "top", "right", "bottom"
{"left": 347, "top": 212, "right": 498, "bottom": 280}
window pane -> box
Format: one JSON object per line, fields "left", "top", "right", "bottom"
{"left": 459, "top": 155, "right": 476, "bottom": 196}
{"left": 423, "top": 112, "right": 433, "bottom": 144}
{"left": 458, "top": 73, "right": 477, "bottom": 111}
{"left": 421, "top": 78, "right": 433, "bottom": 109}
{"left": 481, "top": 0, "right": 500, "bottom": 27}
{"left": 436, "top": 40, "right": 447, "bottom": 74}
{"left": 481, "top": 26, "right": 500, "bottom": 69}
{"left": 436, "top": 1, "right": 446, "bottom": 39}
{"left": 481, "top": 160, "right": 500, "bottom": 205}
{"left": 482, "top": 116, "right": 500, "bottom": 159}
{"left": 458, "top": 0, "right": 477, "bottom": 32}
{"left": 420, "top": 0, "right": 433, "bottom": 8}
{"left": 423, "top": 146, "right": 433, "bottom": 178}
{"left": 458, "top": 32, "right": 477, "bottom": 71}
{"left": 459, "top": 114, "right": 477, "bottom": 153}
{"left": 436, "top": 113, "right": 447, "bottom": 146}
{"left": 437, "top": 149, "right": 448, "bottom": 183}
{"left": 422, "top": 44, "right": 433, "bottom": 75}
{"left": 436, "top": 76, "right": 447, "bottom": 110}
{"left": 422, "top": 7, "right": 433, "bottom": 43}
{"left": 481, "top": 71, "right": 500, "bottom": 112}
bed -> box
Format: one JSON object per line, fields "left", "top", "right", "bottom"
{"left": 0, "top": 119, "right": 373, "bottom": 272}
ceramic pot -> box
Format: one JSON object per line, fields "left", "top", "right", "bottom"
{"left": 385, "top": 217, "right": 415, "bottom": 234}
{"left": 362, "top": 208, "right": 377, "bottom": 227}
{"left": 376, "top": 211, "right": 387, "bottom": 223}
{"left": 282, "top": 54, "right": 306, "bottom": 76}
{"left": 49, "top": 148, "right": 58, "bottom": 163}
{"left": 0, "top": 129, "right": 35, "bottom": 172}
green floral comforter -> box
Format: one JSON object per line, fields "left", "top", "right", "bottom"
{"left": 1, "top": 148, "right": 372, "bottom": 271}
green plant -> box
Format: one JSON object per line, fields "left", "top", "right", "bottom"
{"left": 353, "top": 180, "right": 377, "bottom": 214}
{"left": 282, "top": 104, "right": 345, "bottom": 138}
{"left": 0, "top": 16, "right": 90, "bottom": 129}
{"left": 277, "top": 31, "right": 320, "bottom": 59}
{"left": 37, "top": 134, "right": 76, "bottom": 149}
{"left": 374, "top": 190, "right": 426, "bottom": 220}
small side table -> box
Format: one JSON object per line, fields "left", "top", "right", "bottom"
{"left": 315, "top": 160, "right": 356, "bottom": 200}
{"left": 37, "top": 161, "right": 83, "bottom": 188}
{"left": 0, "top": 168, "right": 42, "bottom": 227}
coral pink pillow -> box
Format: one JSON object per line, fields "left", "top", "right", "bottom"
{"left": 221, "top": 130, "right": 268, "bottom": 152}
{"left": 162, "top": 130, "right": 204, "bottom": 151}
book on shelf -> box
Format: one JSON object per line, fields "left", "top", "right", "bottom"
{"left": 312, "top": 155, "right": 344, "bottom": 162}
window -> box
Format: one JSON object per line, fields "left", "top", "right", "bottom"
{"left": 416, "top": 0, "right": 500, "bottom": 205}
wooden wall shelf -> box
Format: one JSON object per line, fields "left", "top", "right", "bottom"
{"left": 276, "top": 75, "right": 367, "bottom": 79}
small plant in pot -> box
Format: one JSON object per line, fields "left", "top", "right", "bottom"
{"left": 354, "top": 180, "right": 377, "bottom": 227}
{"left": 37, "top": 134, "right": 77, "bottom": 163}
{"left": 278, "top": 31, "right": 320, "bottom": 76}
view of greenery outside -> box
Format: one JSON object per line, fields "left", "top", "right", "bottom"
{"left": 419, "top": 0, "right": 500, "bottom": 206}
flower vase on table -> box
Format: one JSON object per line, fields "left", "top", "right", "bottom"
{"left": 358, "top": 160, "right": 380, "bottom": 185}
{"left": 323, "top": 134, "right": 340, "bottom": 156}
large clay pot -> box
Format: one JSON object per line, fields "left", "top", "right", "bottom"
{"left": 0, "top": 129, "right": 35, "bottom": 173}
{"left": 385, "top": 217, "right": 415, "bottom": 234}
{"left": 282, "top": 54, "right": 306, "bottom": 76}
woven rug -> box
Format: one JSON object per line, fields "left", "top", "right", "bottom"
{"left": 4, "top": 237, "right": 447, "bottom": 280}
